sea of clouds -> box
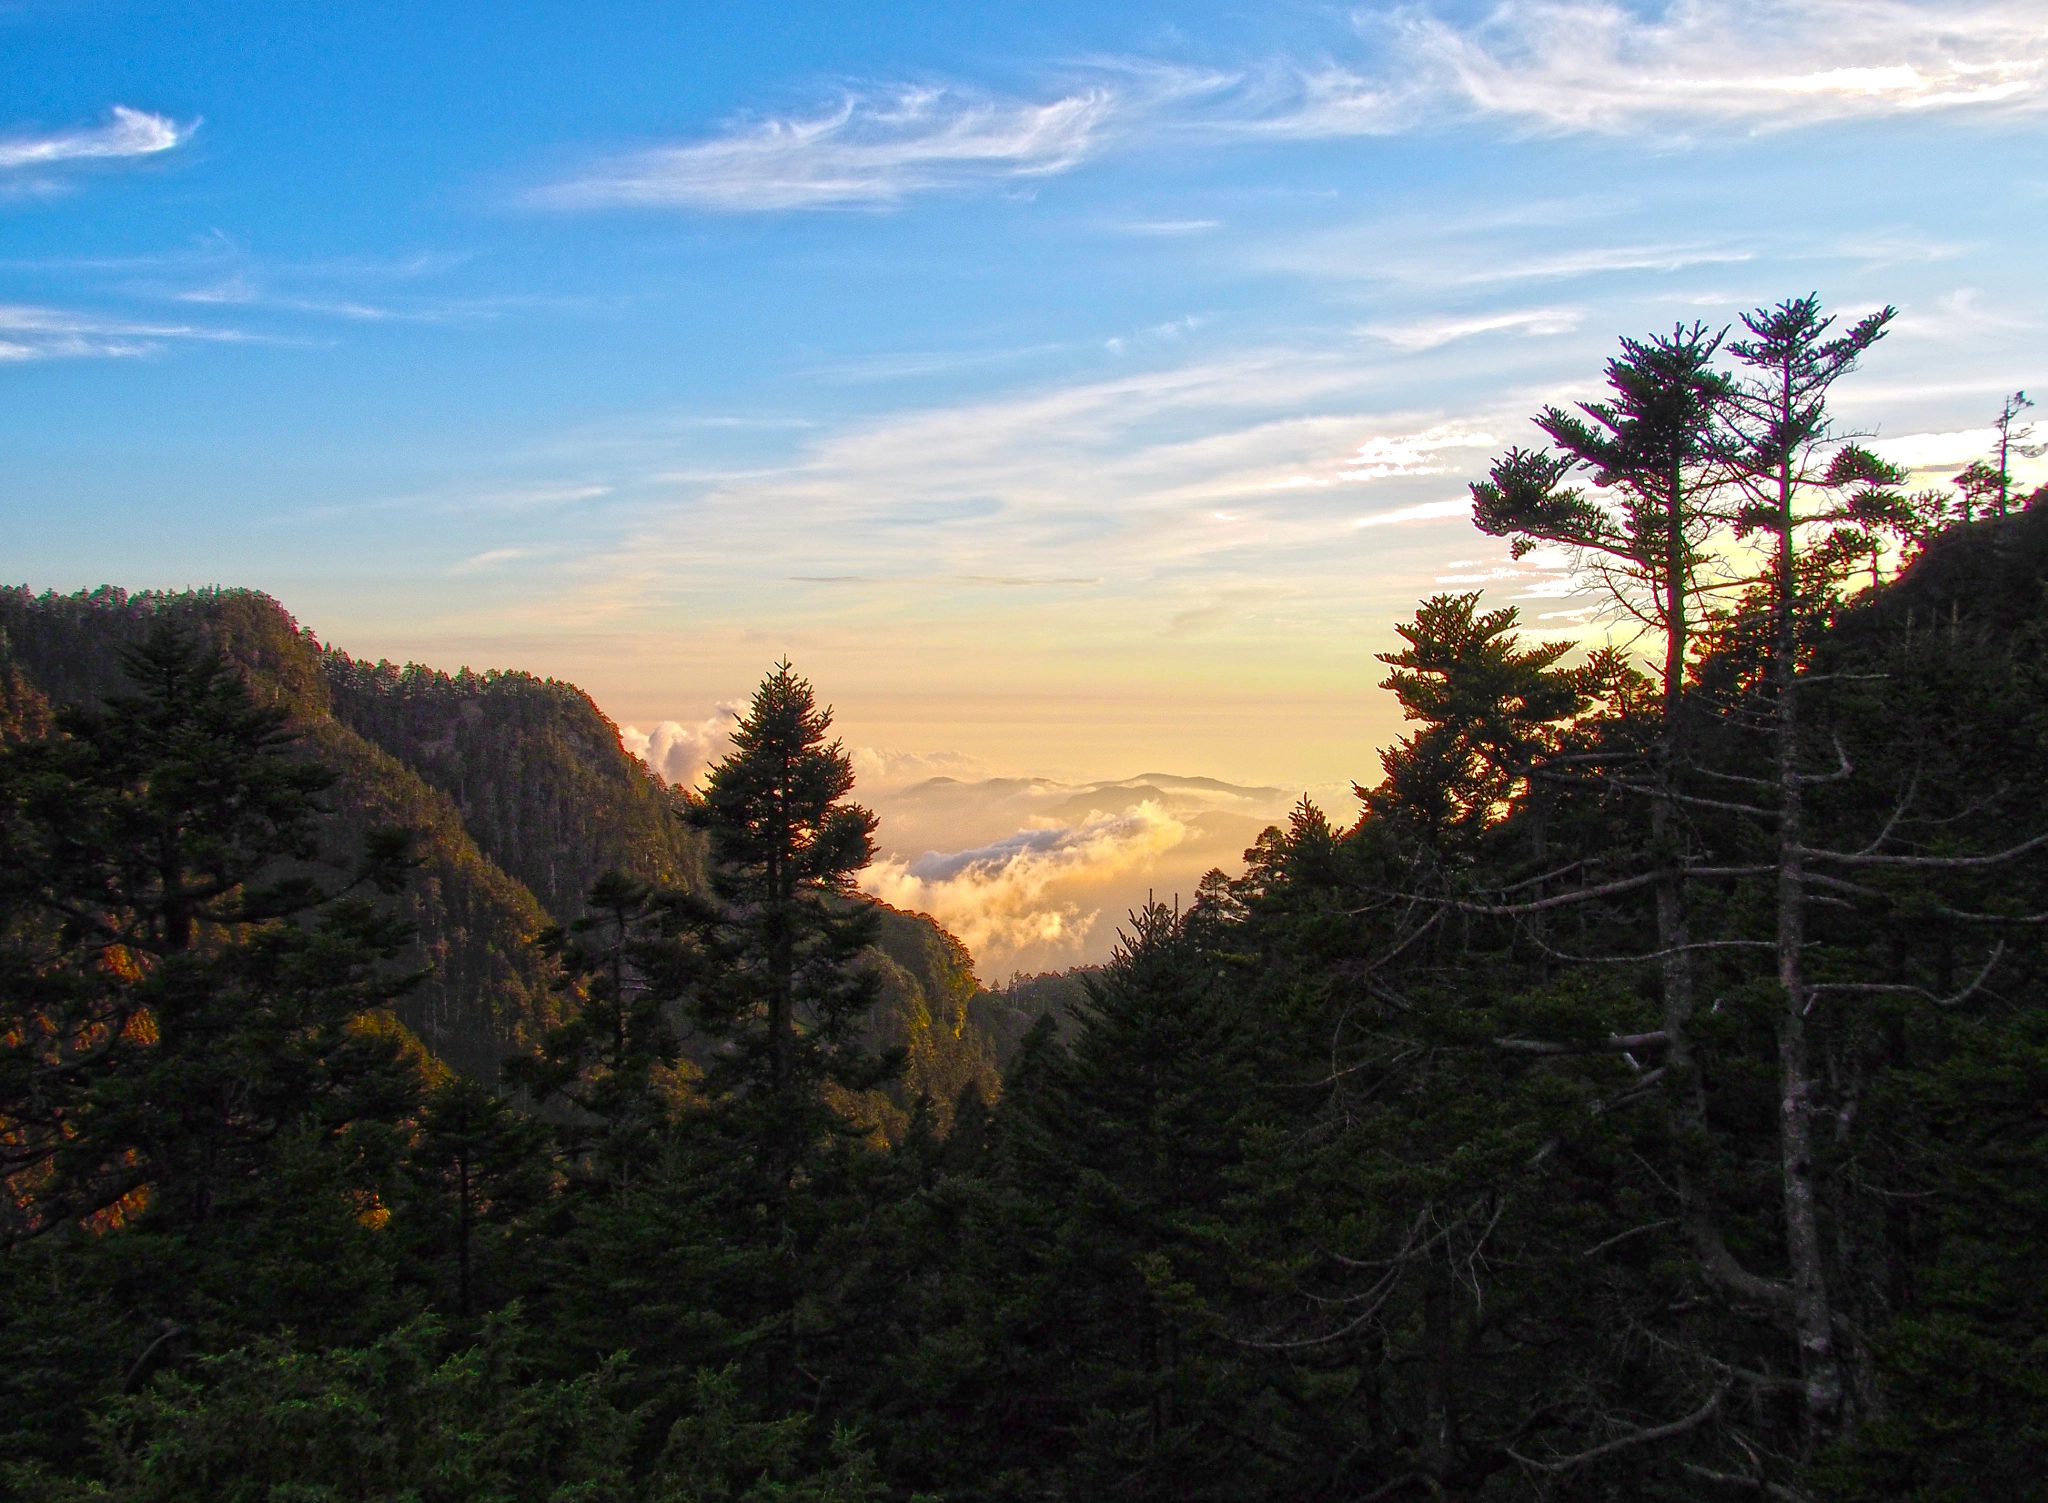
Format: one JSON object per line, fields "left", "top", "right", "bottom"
{"left": 620, "top": 708, "right": 1313, "bottom": 976}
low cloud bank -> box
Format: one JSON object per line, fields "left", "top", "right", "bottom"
{"left": 621, "top": 706, "right": 740, "bottom": 789}
{"left": 621, "top": 720, "right": 1317, "bottom": 975}
{"left": 862, "top": 800, "right": 1193, "bottom": 965}
{"left": 862, "top": 772, "right": 1305, "bottom": 975}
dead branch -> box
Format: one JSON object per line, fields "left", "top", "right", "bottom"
{"left": 1807, "top": 944, "right": 2006, "bottom": 1009}
{"left": 1800, "top": 829, "right": 2048, "bottom": 868}
{"left": 1359, "top": 1472, "right": 1435, "bottom": 1502}
{"left": 1598, "top": 1066, "right": 1670, "bottom": 1112}
{"left": 1489, "top": 859, "right": 1594, "bottom": 894}
{"left": 1495, "top": 1031, "right": 1671, "bottom": 1056}
{"left": 1688, "top": 1218, "right": 1793, "bottom": 1309}
{"left": 1681, "top": 1462, "right": 1811, "bottom": 1501}
{"left": 1506, "top": 1382, "right": 1727, "bottom": 1473}
{"left": 1520, "top": 933, "right": 1777, "bottom": 966}
{"left": 1384, "top": 871, "right": 1661, "bottom": 917}
{"left": 1579, "top": 1219, "right": 1674, "bottom": 1259}
{"left": 1791, "top": 735, "right": 1854, "bottom": 787}
{"left": 1596, "top": 778, "right": 1774, "bottom": 817}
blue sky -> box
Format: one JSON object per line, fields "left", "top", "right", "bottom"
{"left": 6, "top": 0, "right": 2046, "bottom": 804}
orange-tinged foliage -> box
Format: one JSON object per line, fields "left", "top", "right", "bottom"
{"left": 353, "top": 1190, "right": 392, "bottom": 1231}
{"left": 82, "top": 1181, "right": 150, "bottom": 1235}
{"left": 99, "top": 944, "right": 145, "bottom": 983}
{"left": 4, "top": 1152, "right": 56, "bottom": 1216}
{"left": 348, "top": 1009, "right": 452, "bottom": 1089}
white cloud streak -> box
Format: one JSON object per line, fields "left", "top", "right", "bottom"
{"left": 446, "top": 546, "right": 539, "bottom": 575}
{"left": 0, "top": 303, "right": 246, "bottom": 360}
{"left": 1356, "top": 498, "right": 1477, "bottom": 528}
{"left": 0, "top": 107, "right": 193, "bottom": 170}
{"left": 531, "top": 86, "right": 1127, "bottom": 211}
{"left": 533, "top": 3, "right": 2044, "bottom": 212}
{"left": 1267, "top": 425, "right": 1499, "bottom": 488}
{"left": 1364, "top": 307, "right": 1582, "bottom": 350}
{"left": 1389, "top": 0, "right": 2047, "bottom": 135}
{"left": 577, "top": 354, "right": 1501, "bottom": 610}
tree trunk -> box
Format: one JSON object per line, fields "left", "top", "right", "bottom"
{"left": 1655, "top": 461, "right": 1707, "bottom": 1135}
{"left": 1772, "top": 445, "right": 1843, "bottom": 1446}
{"left": 457, "top": 1154, "right": 472, "bottom": 1320}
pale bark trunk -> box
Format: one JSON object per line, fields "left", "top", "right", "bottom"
{"left": 1770, "top": 400, "right": 1843, "bottom": 1445}
{"left": 1655, "top": 461, "right": 1706, "bottom": 1132}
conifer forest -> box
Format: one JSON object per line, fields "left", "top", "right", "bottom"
{"left": 6, "top": 297, "right": 2048, "bottom": 1501}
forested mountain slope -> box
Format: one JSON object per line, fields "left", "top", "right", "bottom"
{"left": 323, "top": 654, "right": 703, "bottom": 924}
{"left": 0, "top": 587, "right": 551, "bottom": 1073}
{"left": 0, "top": 586, "right": 1017, "bottom": 1084}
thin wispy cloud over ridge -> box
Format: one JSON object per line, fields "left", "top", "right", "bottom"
{"left": 0, "top": 107, "right": 192, "bottom": 170}
{"left": 533, "top": 3, "right": 2044, "bottom": 213}
{"left": 596, "top": 354, "right": 1435, "bottom": 592}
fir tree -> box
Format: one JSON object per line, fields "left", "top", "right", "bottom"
{"left": 680, "top": 661, "right": 900, "bottom": 1187}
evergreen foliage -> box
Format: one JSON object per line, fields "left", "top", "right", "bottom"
{"left": 679, "top": 662, "right": 903, "bottom": 1171}
{"left": 0, "top": 587, "right": 556, "bottom": 1074}
{"left": 324, "top": 654, "right": 705, "bottom": 923}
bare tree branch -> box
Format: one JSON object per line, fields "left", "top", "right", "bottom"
{"left": 1681, "top": 1462, "right": 1811, "bottom": 1501}
{"left": 1507, "top": 1382, "right": 1727, "bottom": 1472}
{"left": 1579, "top": 1219, "right": 1673, "bottom": 1259}
{"left": 1388, "top": 871, "right": 1662, "bottom": 917}
{"left": 1688, "top": 1217, "right": 1794, "bottom": 1309}
{"left": 1807, "top": 944, "right": 2005, "bottom": 1009}
{"left": 1800, "top": 828, "right": 2048, "bottom": 868}
{"left": 1495, "top": 1031, "right": 1671, "bottom": 1056}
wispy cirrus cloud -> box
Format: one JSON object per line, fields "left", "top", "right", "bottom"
{"left": 1384, "top": 0, "right": 2047, "bottom": 135}
{"left": 529, "top": 85, "right": 1132, "bottom": 211}
{"left": 1364, "top": 306, "right": 1583, "bottom": 350}
{"left": 529, "top": 349, "right": 1512, "bottom": 661}
{"left": 0, "top": 107, "right": 193, "bottom": 171}
{"left": 1118, "top": 218, "right": 1222, "bottom": 236}
{"left": 0, "top": 303, "right": 247, "bottom": 361}
{"left": 1355, "top": 498, "right": 1479, "bottom": 528}
{"left": 445, "top": 546, "right": 544, "bottom": 576}
{"left": 1267, "top": 424, "right": 1500, "bottom": 488}
{"left": 530, "top": 3, "right": 2044, "bottom": 214}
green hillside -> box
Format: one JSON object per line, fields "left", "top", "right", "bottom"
{"left": 323, "top": 655, "right": 704, "bottom": 924}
